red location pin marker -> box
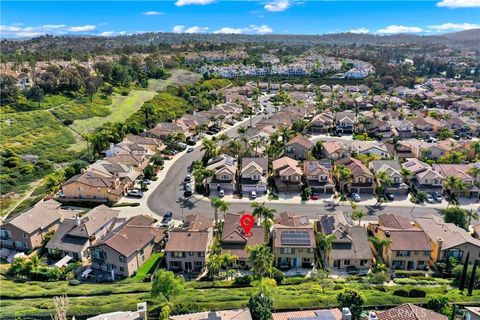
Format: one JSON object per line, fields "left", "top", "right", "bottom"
{"left": 240, "top": 214, "right": 254, "bottom": 237}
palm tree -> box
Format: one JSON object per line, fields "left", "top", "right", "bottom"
{"left": 210, "top": 197, "right": 226, "bottom": 226}
{"left": 368, "top": 236, "right": 392, "bottom": 263}
{"left": 400, "top": 167, "right": 413, "bottom": 185}
{"left": 27, "top": 254, "right": 45, "bottom": 273}
{"left": 251, "top": 202, "right": 276, "bottom": 224}
{"left": 334, "top": 165, "right": 352, "bottom": 195}
{"left": 246, "top": 244, "right": 273, "bottom": 277}
{"left": 467, "top": 208, "right": 479, "bottom": 226}
{"left": 315, "top": 233, "right": 336, "bottom": 269}
{"left": 350, "top": 202, "right": 366, "bottom": 226}
{"left": 375, "top": 170, "right": 393, "bottom": 198}
{"left": 226, "top": 140, "right": 242, "bottom": 155}
{"left": 468, "top": 166, "right": 480, "bottom": 185}
{"left": 237, "top": 126, "right": 248, "bottom": 149}
{"left": 218, "top": 200, "right": 231, "bottom": 221}
{"left": 443, "top": 176, "right": 467, "bottom": 205}
{"left": 250, "top": 138, "right": 261, "bottom": 157}
{"left": 201, "top": 138, "right": 219, "bottom": 161}
{"left": 471, "top": 141, "right": 480, "bottom": 159}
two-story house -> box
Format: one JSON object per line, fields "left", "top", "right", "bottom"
{"left": 272, "top": 212, "right": 316, "bottom": 269}
{"left": 321, "top": 141, "right": 351, "bottom": 160}
{"left": 272, "top": 156, "right": 302, "bottom": 193}
{"left": 415, "top": 216, "right": 480, "bottom": 264}
{"left": 90, "top": 215, "right": 166, "bottom": 278}
{"left": 0, "top": 200, "right": 77, "bottom": 252}
{"left": 350, "top": 141, "right": 389, "bottom": 158}
{"left": 335, "top": 111, "right": 356, "bottom": 134}
{"left": 285, "top": 136, "right": 314, "bottom": 160}
{"left": 165, "top": 214, "right": 214, "bottom": 273}
{"left": 369, "top": 160, "right": 409, "bottom": 195}
{"left": 316, "top": 215, "right": 372, "bottom": 273}
{"left": 310, "top": 112, "right": 334, "bottom": 134}
{"left": 45, "top": 205, "right": 119, "bottom": 261}
{"left": 402, "top": 158, "right": 444, "bottom": 194}
{"left": 239, "top": 157, "right": 268, "bottom": 195}
{"left": 220, "top": 212, "right": 265, "bottom": 268}
{"left": 369, "top": 214, "right": 432, "bottom": 270}
{"left": 433, "top": 163, "right": 479, "bottom": 198}
{"left": 335, "top": 157, "right": 375, "bottom": 194}
{"left": 303, "top": 160, "right": 335, "bottom": 194}
{"left": 207, "top": 154, "right": 238, "bottom": 194}
{"left": 388, "top": 119, "right": 414, "bottom": 140}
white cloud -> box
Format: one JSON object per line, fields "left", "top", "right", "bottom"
{"left": 264, "top": 0, "right": 291, "bottom": 12}
{"left": 175, "top": 0, "right": 215, "bottom": 6}
{"left": 185, "top": 26, "right": 209, "bottom": 33}
{"left": 437, "top": 0, "right": 480, "bottom": 8}
{"left": 348, "top": 28, "right": 369, "bottom": 34}
{"left": 213, "top": 24, "right": 273, "bottom": 34}
{"left": 99, "top": 31, "right": 127, "bottom": 37}
{"left": 376, "top": 25, "right": 423, "bottom": 34}
{"left": 142, "top": 11, "right": 164, "bottom": 15}
{"left": 42, "top": 24, "right": 66, "bottom": 29}
{"left": 172, "top": 25, "right": 185, "bottom": 33}
{"left": 427, "top": 22, "right": 480, "bottom": 31}
{"left": 66, "top": 25, "right": 96, "bottom": 32}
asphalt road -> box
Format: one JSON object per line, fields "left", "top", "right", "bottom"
{"left": 147, "top": 96, "right": 445, "bottom": 223}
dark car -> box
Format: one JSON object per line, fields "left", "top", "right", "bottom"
{"left": 385, "top": 193, "right": 394, "bottom": 201}
{"left": 311, "top": 192, "right": 319, "bottom": 200}
{"left": 161, "top": 211, "right": 173, "bottom": 227}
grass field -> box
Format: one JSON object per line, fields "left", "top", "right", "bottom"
{"left": 148, "top": 69, "right": 202, "bottom": 92}
{"left": 1, "top": 273, "right": 478, "bottom": 318}
{"left": 70, "top": 90, "right": 156, "bottom": 134}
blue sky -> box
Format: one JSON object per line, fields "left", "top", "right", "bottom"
{"left": 1, "top": 0, "right": 479, "bottom": 38}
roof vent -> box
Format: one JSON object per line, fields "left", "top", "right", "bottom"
{"left": 385, "top": 231, "right": 391, "bottom": 237}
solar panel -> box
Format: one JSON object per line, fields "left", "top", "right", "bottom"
{"left": 280, "top": 230, "right": 311, "bottom": 246}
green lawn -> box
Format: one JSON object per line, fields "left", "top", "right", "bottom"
{"left": 148, "top": 69, "right": 202, "bottom": 92}
{"left": 1, "top": 274, "right": 479, "bottom": 318}
{"left": 123, "top": 252, "right": 164, "bottom": 283}
{"left": 70, "top": 90, "right": 156, "bottom": 134}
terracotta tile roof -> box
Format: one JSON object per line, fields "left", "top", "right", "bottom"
{"left": 286, "top": 135, "right": 314, "bottom": 149}
{"left": 272, "top": 156, "right": 299, "bottom": 172}
{"left": 378, "top": 214, "right": 414, "bottom": 230}
{"left": 170, "top": 308, "right": 252, "bottom": 320}
{"left": 335, "top": 157, "right": 374, "bottom": 178}
{"left": 272, "top": 309, "right": 342, "bottom": 320}
{"left": 67, "top": 205, "right": 119, "bottom": 238}
{"left": 379, "top": 228, "right": 431, "bottom": 251}
{"left": 221, "top": 212, "right": 265, "bottom": 259}
{"left": 377, "top": 303, "right": 447, "bottom": 320}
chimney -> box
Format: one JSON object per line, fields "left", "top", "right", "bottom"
{"left": 368, "top": 312, "right": 378, "bottom": 320}
{"left": 137, "top": 302, "right": 147, "bottom": 320}
{"left": 342, "top": 308, "right": 352, "bottom": 320}
{"left": 436, "top": 237, "right": 443, "bottom": 260}
{"left": 75, "top": 215, "right": 82, "bottom": 226}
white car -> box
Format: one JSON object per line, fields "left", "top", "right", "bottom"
{"left": 250, "top": 191, "right": 257, "bottom": 199}
{"left": 218, "top": 189, "right": 225, "bottom": 197}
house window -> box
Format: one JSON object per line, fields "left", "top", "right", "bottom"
{"left": 396, "top": 251, "right": 410, "bottom": 257}
{"left": 252, "top": 174, "right": 260, "bottom": 180}
{"left": 366, "top": 178, "right": 372, "bottom": 182}
{"left": 344, "top": 259, "right": 351, "bottom": 266}
{"left": 23, "top": 232, "right": 28, "bottom": 239}
{"left": 293, "top": 176, "right": 299, "bottom": 181}
{"left": 195, "top": 261, "right": 203, "bottom": 267}
{"left": 172, "top": 251, "right": 183, "bottom": 258}
{"left": 119, "top": 266, "right": 124, "bottom": 272}
{"left": 394, "top": 177, "right": 400, "bottom": 183}
{"left": 282, "top": 176, "right": 289, "bottom": 181}
{"left": 189, "top": 252, "right": 194, "bottom": 256}
{"left": 139, "top": 249, "right": 144, "bottom": 261}
{"left": 119, "top": 255, "right": 125, "bottom": 263}
{"left": 221, "top": 174, "right": 230, "bottom": 180}
{"left": 333, "top": 260, "right": 341, "bottom": 268}
{"left": 280, "top": 247, "right": 295, "bottom": 254}
{"left": 424, "top": 251, "right": 431, "bottom": 257}
{"left": 111, "top": 264, "right": 117, "bottom": 270}
{"left": 93, "top": 249, "right": 106, "bottom": 260}
{"left": 198, "top": 252, "right": 205, "bottom": 257}
{"left": 320, "top": 175, "right": 327, "bottom": 181}
{"left": 358, "top": 177, "right": 364, "bottom": 183}
{"left": 360, "top": 260, "right": 368, "bottom": 266}
{"left": 170, "top": 261, "right": 181, "bottom": 268}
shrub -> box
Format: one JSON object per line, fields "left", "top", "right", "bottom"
{"left": 393, "top": 289, "right": 409, "bottom": 297}
{"left": 367, "top": 272, "right": 388, "bottom": 284}
{"left": 333, "top": 284, "right": 344, "bottom": 290}
{"left": 409, "top": 289, "right": 426, "bottom": 298}
{"left": 270, "top": 267, "right": 285, "bottom": 284}
{"left": 234, "top": 275, "right": 254, "bottom": 286}
{"left": 69, "top": 279, "right": 80, "bottom": 286}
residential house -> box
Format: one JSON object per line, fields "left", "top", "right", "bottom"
{"left": 369, "top": 214, "right": 432, "bottom": 270}
{"left": 45, "top": 205, "right": 119, "bottom": 261}
{"left": 385, "top": 139, "right": 427, "bottom": 160}
{"left": 321, "top": 141, "right": 351, "bottom": 160}
{"left": 350, "top": 141, "right": 389, "bottom": 158}
{"left": 206, "top": 154, "right": 237, "bottom": 193}
{"left": 464, "top": 307, "right": 480, "bottom": 320}
{"left": 335, "top": 157, "right": 375, "bottom": 194}
{"left": 143, "top": 122, "right": 191, "bottom": 140}
{"left": 124, "top": 134, "right": 165, "bottom": 154}
{"left": 272, "top": 156, "right": 302, "bottom": 193}
{"left": 310, "top": 112, "right": 334, "bottom": 134}
{"left": 165, "top": 214, "right": 214, "bottom": 273}
{"left": 402, "top": 158, "right": 444, "bottom": 194}
{"left": 415, "top": 216, "right": 480, "bottom": 263}
{"left": 303, "top": 160, "right": 335, "bottom": 193}
{"left": 272, "top": 211, "right": 316, "bottom": 269}
{"left": 220, "top": 212, "right": 265, "bottom": 268}
{"left": 369, "top": 160, "right": 409, "bottom": 195}
{"left": 272, "top": 309, "right": 346, "bottom": 320}
{"left": 88, "top": 303, "right": 148, "bottom": 320}
{"left": 0, "top": 200, "right": 77, "bottom": 251}
{"left": 90, "top": 215, "right": 166, "bottom": 278}
{"left": 61, "top": 168, "right": 127, "bottom": 203}
{"left": 316, "top": 215, "right": 372, "bottom": 272}
{"left": 170, "top": 308, "right": 252, "bottom": 320}
{"left": 335, "top": 111, "right": 356, "bottom": 134}
{"left": 285, "top": 136, "right": 314, "bottom": 160}
{"left": 375, "top": 303, "right": 447, "bottom": 320}
{"left": 239, "top": 157, "right": 268, "bottom": 194}
{"left": 389, "top": 119, "right": 414, "bottom": 139}
{"left": 433, "top": 163, "right": 480, "bottom": 198}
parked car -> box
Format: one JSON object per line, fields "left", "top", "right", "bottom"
{"left": 431, "top": 192, "right": 443, "bottom": 202}
{"left": 426, "top": 193, "right": 435, "bottom": 203}
{"left": 385, "top": 193, "right": 394, "bottom": 201}
{"left": 206, "top": 131, "right": 215, "bottom": 135}
{"left": 127, "top": 189, "right": 144, "bottom": 198}
{"left": 250, "top": 191, "right": 257, "bottom": 199}
{"left": 187, "top": 147, "right": 194, "bottom": 153}
{"left": 184, "top": 174, "right": 191, "bottom": 182}
{"left": 141, "top": 179, "right": 152, "bottom": 185}
{"left": 335, "top": 129, "right": 344, "bottom": 137}
{"left": 311, "top": 192, "right": 319, "bottom": 200}
{"left": 218, "top": 189, "right": 225, "bottom": 197}
{"left": 351, "top": 193, "right": 361, "bottom": 202}
{"left": 161, "top": 211, "right": 173, "bottom": 227}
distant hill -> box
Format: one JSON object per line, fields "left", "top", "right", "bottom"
{"left": 443, "top": 28, "right": 480, "bottom": 42}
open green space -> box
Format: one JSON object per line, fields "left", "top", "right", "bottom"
{"left": 1, "top": 274, "right": 478, "bottom": 318}
{"left": 70, "top": 90, "right": 156, "bottom": 134}
{"left": 148, "top": 69, "right": 202, "bottom": 92}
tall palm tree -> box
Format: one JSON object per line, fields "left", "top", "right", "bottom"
{"left": 375, "top": 170, "right": 393, "bottom": 198}
{"left": 368, "top": 236, "right": 392, "bottom": 263}
{"left": 467, "top": 166, "right": 480, "bottom": 185}
{"left": 400, "top": 167, "right": 413, "bottom": 185}
{"left": 334, "top": 165, "right": 352, "bottom": 195}
{"left": 443, "top": 176, "right": 467, "bottom": 205}
{"left": 250, "top": 138, "right": 262, "bottom": 157}
{"left": 218, "top": 200, "right": 231, "bottom": 221}
{"left": 246, "top": 244, "right": 273, "bottom": 277}
{"left": 236, "top": 126, "right": 248, "bottom": 149}
{"left": 210, "top": 197, "right": 224, "bottom": 226}
{"left": 471, "top": 141, "right": 480, "bottom": 159}
{"left": 315, "top": 233, "right": 336, "bottom": 268}
{"left": 467, "top": 208, "right": 479, "bottom": 226}
{"left": 201, "top": 138, "right": 219, "bottom": 161}
{"left": 350, "top": 202, "right": 366, "bottom": 226}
